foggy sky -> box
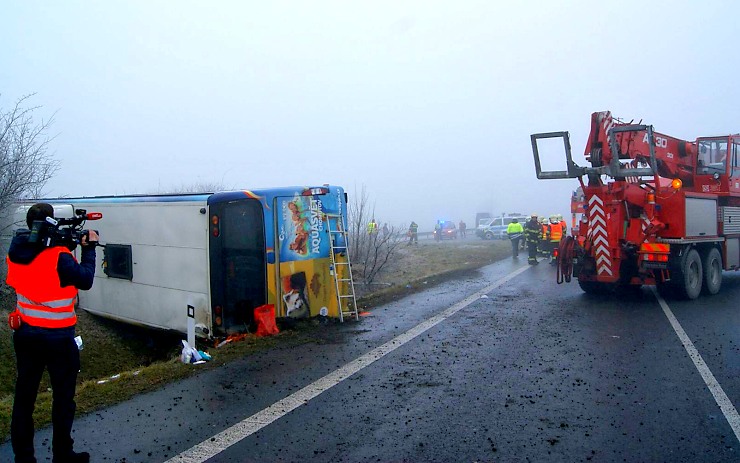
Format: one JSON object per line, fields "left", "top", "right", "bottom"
{"left": 2, "top": 0, "right": 738, "bottom": 230}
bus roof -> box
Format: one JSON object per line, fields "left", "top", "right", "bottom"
{"left": 23, "top": 185, "right": 344, "bottom": 205}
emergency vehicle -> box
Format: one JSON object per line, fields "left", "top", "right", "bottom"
{"left": 531, "top": 111, "right": 740, "bottom": 299}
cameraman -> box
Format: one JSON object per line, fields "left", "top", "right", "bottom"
{"left": 5, "top": 203, "right": 98, "bottom": 463}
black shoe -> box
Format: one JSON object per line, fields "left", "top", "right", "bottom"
{"left": 53, "top": 451, "right": 90, "bottom": 463}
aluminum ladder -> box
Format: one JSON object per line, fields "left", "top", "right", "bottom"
{"left": 325, "top": 212, "right": 358, "bottom": 321}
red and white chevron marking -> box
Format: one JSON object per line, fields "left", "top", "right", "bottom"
{"left": 641, "top": 214, "right": 650, "bottom": 233}
{"left": 587, "top": 194, "right": 613, "bottom": 276}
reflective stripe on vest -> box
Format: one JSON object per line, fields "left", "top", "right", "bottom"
{"left": 6, "top": 246, "right": 78, "bottom": 328}
{"left": 16, "top": 294, "right": 77, "bottom": 320}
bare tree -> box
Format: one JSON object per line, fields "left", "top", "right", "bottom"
{"left": 0, "top": 94, "right": 59, "bottom": 286}
{"left": 152, "top": 180, "right": 232, "bottom": 194}
{"left": 0, "top": 94, "right": 58, "bottom": 213}
{"left": 347, "top": 185, "right": 404, "bottom": 286}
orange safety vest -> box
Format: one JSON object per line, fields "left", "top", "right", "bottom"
{"left": 549, "top": 222, "right": 563, "bottom": 242}
{"left": 6, "top": 247, "right": 78, "bottom": 328}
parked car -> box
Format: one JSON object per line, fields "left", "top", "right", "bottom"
{"left": 476, "top": 215, "right": 528, "bottom": 240}
{"left": 434, "top": 220, "right": 458, "bottom": 240}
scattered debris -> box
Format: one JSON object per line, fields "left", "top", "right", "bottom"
{"left": 215, "top": 333, "right": 249, "bottom": 348}
{"left": 96, "top": 372, "right": 124, "bottom": 385}
{"left": 180, "top": 340, "right": 212, "bottom": 364}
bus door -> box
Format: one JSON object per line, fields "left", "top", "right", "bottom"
{"left": 208, "top": 198, "right": 266, "bottom": 337}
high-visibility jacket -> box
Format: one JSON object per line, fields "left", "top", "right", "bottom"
{"left": 549, "top": 222, "right": 564, "bottom": 242}
{"left": 506, "top": 222, "right": 524, "bottom": 236}
{"left": 6, "top": 247, "right": 78, "bottom": 328}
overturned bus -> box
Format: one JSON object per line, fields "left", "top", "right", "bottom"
{"left": 8, "top": 185, "right": 356, "bottom": 341}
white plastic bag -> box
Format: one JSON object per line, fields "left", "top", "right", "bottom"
{"left": 180, "top": 340, "right": 194, "bottom": 364}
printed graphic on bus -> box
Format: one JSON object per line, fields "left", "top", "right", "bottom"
{"left": 278, "top": 194, "right": 329, "bottom": 261}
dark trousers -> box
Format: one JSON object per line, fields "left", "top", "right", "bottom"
{"left": 510, "top": 237, "right": 520, "bottom": 256}
{"left": 527, "top": 241, "right": 539, "bottom": 263}
{"left": 12, "top": 328, "right": 80, "bottom": 462}
{"left": 539, "top": 240, "right": 557, "bottom": 259}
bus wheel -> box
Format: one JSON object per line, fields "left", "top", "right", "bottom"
{"left": 701, "top": 247, "right": 722, "bottom": 295}
{"left": 674, "top": 248, "right": 702, "bottom": 300}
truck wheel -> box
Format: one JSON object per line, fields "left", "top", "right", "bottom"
{"left": 675, "top": 248, "right": 702, "bottom": 300}
{"left": 701, "top": 247, "right": 722, "bottom": 295}
{"left": 484, "top": 232, "right": 493, "bottom": 240}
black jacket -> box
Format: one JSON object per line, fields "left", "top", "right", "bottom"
{"left": 524, "top": 219, "right": 541, "bottom": 244}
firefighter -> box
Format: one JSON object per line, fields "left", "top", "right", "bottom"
{"left": 549, "top": 215, "right": 565, "bottom": 241}
{"left": 524, "top": 213, "right": 541, "bottom": 265}
{"left": 548, "top": 215, "right": 564, "bottom": 264}
{"left": 6, "top": 203, "right": 98, "bottom": 463}
{"left": 558, "top": 214, "right": 567, "bottom": 236}
{"left": 538, "top": 216, "right": 550, "bottom": 258}
{"left": 506, "top": 218, "right": 524, "bottom": 258}
{"left": 408, "top": 221, "right": 418, "bottom": 244}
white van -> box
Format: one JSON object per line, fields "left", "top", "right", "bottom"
{"left": 476, "top": 215, "right": 528, "bottom": 240}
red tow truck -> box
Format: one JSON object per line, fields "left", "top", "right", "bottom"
{"left": 531, "top": 111, "right": 740, "bottom": 299}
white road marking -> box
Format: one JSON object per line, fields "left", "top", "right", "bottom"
{"left": 652, "top": 288, "right": 740, "bottom": 444}
{"left": 165, "top": 265, "right": 531, "bottom": 463}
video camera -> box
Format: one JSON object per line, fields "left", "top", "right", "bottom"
{"left": 23, "top": 209, "right": 103, "bottom": 250}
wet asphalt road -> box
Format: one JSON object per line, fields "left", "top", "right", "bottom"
{"left": 1, "top": 257, "right": 738, "bottom": 462}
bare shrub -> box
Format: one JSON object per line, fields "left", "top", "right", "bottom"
{"left": 347, "top": 185, "right": 404, "bottom": 286}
